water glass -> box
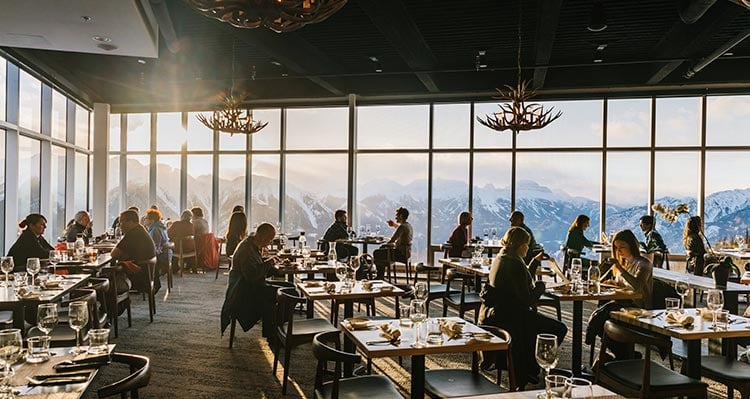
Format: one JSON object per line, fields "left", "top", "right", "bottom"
{"left": 27, "top": 335, "right": 52, "bottom": 363}
{"left": 399, "top": 303, "right": 412, "bottom": 327}
{"left": 706, "top": 289, "right": 724, "bottom": 329}
{"left": 665, "top": 297, "right": 680, "bottom": 314}
{"left": 564, "top": 377, "right": 593, "bottom": 399}
{"left": 0, "top": 257, "right": 13, "bottom": 287}
{"left": 87, "top": 328, "right": 111, "bottom": 354}
{"left": 540, "top": 375, "right": 567, "bottom": 399}
{"left": 12, "top": 272, "right": 27, "bottom": 289}
{"left": 414, "top": 281, "right": 428, "bottom": 301}
{"left": 587, "top": 267, "right": 600, "bottom": 294}
{"left": 716, "top": 310, "right": 730, "bottom": 330}
{"left": 426, "top": 319, "right": 443, "bottom": 345}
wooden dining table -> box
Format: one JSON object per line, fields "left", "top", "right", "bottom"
{"left": 340, "top": 317, "right": 508, "bottom": 399}
{"left": 459, "top": 384, "right": 623, "bottom": 398}
{"left": 0, "top": 274, "right": 91, "bottom": 330}
{"left": 337, "top": 236, "right": 388, "bottom": 254}
{"left": 651, "top": 268, "right": 750, "bottom": 314}
{"left": 438, "top": 258, "right": 491, "bottom": 289}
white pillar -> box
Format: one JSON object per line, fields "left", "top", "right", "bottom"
{"left": 92, "top": 103, "right": 110, "bottom": 236}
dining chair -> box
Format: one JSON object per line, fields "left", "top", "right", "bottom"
{"left": 442, "top": 269, "right": 481, "bottom": 324}
{"left": 174, "top": 235, "right": 196, "bottom": 279}
{"left": 99, "top": 264, "right": 132, "bottom": 338}
{"left": 97, "top": 353, "right": 152, "bottom": 399}
{"left": 412, "top": 262, "right": 458, "bottom": 308}
{"left": 312, "top": 331, "right": 403, "bottom": 399}
{"left": 87, "top": 277, "right": 111, "bottom": 329}
{"left": 330, "top": 254, "right": 377, "bottom": 324}
{"left": 595, "top": 320, "right": 707, "bottom": 399}
{"left": 216, "top": 237, "right": 232, "bottom": 279}
{"left": 700, "top": 355, "right": 750, "bottom": 399}
{"left": 28, "top": 288, "right": 99, "bottom": 347}
{"left": 273, "top": 287, "right": 338, "bottom": 394}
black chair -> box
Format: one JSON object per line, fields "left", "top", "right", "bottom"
{"left": 88, "top": 277, "right": 111, "bottom": 329}
{"left": 442, "top": 269, "right": 481, "bottom": 323}
{"left": 700, "top": 355, "right": 750, "bottom": 399}
{"left": 99, "top": 264, "right": 132, "bottom": 338}
{"left": 97, "top": 353, "right": 151, "bottom": 399}
{"left": 424, "top": 325, "right": 515, "bottom": 398}
{"left": 28, "top": 288, "right": 99, "bottom": 347}
{"left": 652, "top": 250, "right": 670, "bottom": 270}
{"left": 595, "top": 320, "right": 707, "bottom": 399}
{"left": 312, "top": 331, "right": 402, "bottom": 399}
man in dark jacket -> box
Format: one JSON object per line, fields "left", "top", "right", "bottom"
{"left": 65, "top": 211, "right": 93, "bottom": 244}
{"left": 322, "top": 210, "right": 358, "bottom": 260}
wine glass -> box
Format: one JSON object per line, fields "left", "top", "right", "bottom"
{"left": 375, "top": 225, "right": 381, "bottom": 236}
{"left": 570, "top": 258, "right": 583, "bottom": 292}
{"left": 490, "top": 227, "right": 498, "bottom": 241}
{"left": 675, "top": 277, "right": 690, "bottom": 311}
{"left": 535, "top": 333, "right": 559, "bottom": 399}
{"left": 0, "top": 328, "right": 22, "bottom": 395}
{"left": 587, "top": 266, "right": 600, "bottom": 294}
{"left": 26, "top": 258, "right": 41, "bottom": 287}
{"left": 48, "top": 250, "right": 60, "bottom": 276}
{"left": 737, "top": 235, "right": 746, "bottom": 253}
{"left": 365, "top": 224, "right": 372, "bottom": 237}
{"left": 0, "top": 257, "right": 13, "bottom": 288}
{"left": 707, "top": 289, "right": 724, "bottom": 329}
{"left": 335, "top": 264, "right": 348, "bottom": 287}
{"left": 301, "top": 246, "right": 311, "bottom": 268}
{"left": 410, "top": 300, "right": 427, "bottom": 348}
{"left": 68, "top": 301, "right": 89, "bottom": 354}
{"left": 349, "top": 257, "right": 361, "bottom": 281}
{"left": 483, "top": 229, "right": 489, "bottom": 243}
{"left": 36, "top": 303, "right": 58, "bottom": 359}
{"left": 358, "top": 225, "right": 365, "bottom": 237}
{"left": 414, "top": 281, "right": 428, "bottom": 301}
{"left": 347, "top": 226, "right": 355, "bottom": 240}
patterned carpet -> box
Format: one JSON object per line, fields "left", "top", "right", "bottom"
{"left": 80, "top": 271, "right": 741, "bottom": 398}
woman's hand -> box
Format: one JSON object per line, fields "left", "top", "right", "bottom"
{"left": 387, "top": 219, "right": 397, "bottom": 228}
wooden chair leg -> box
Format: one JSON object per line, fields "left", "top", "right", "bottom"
{"left": 281, "top": 346, "right": 292, "bottom": 394}
{"left": 126, "top": 303, "right": 132, "bottom": 327}
{"left": 228, "top": 318, "right": 236, "bottom": 349}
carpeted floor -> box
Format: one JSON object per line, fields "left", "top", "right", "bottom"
{"left": 82, "top": 271, "right": 742, "bottom": 398}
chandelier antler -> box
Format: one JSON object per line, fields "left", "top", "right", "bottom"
{"left": 196, "top": 96, "right": 268, "bottom": 135}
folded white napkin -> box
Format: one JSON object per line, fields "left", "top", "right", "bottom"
{"left": 438, "top": 319, "right": 463, "bottom": 339}
{"left": 665, "top": 312, "right": 694, "bottom": 326}
{"left": 379, "top": 323, "right": 401, "bottom": 341}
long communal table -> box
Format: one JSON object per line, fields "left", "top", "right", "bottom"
{"left": 0, "top": 274, "right": 91, "bottom": 330}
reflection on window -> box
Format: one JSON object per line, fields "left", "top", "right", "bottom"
{"left": 75, "top": 105, "right": 89, "bottom": 149}
{"left": 706, "top": 96, "right": 750, "bottom": 147}
{"left": 606, "top": 152, "right": 649, "bottom": 237}
{"left": 0, "top": 60, "right": 5, "bottom": 121}
{"left": 74, "top": 153, "right": 88, "bottom": 212}
{"left": 187, "top": 155, "right": 213, "bottom": 228}
{"left": 287, "top": 107, "right": 347, "bottom": 150}
{"left": 357, "top": 105, "right": 429, "bottom": 149}
{"left": 19, "top": 70, "right": 42, "bottom": 132}
{"left": 473, "top": 102, "right": 513, "bottom": 149}
{"left": 127, "top": 114, "right": 151, "bottom": 151}
{"left": 110, "top": 115, "right": 121, "bottom": 152}
{"left": 156, "top": 155, "right": 181, "bottom": 221}
{"left": 284, "top": 154, "right": 347, "bottom": 241}
{"left": 51, "top": 90, "right": 66, "bottom": 141}
{"left": 18, "top": 136, "right": 41, "bottom": 217}
{"left": 357, "top": 153, "right": 428, "bottom": 261}
{"left": 157, "top": 113, "right": 183, "bottom": 151}
{"left": 654, "top": 151, "right": 700, "bottom": 253}
{"left": 50, "top": 146, "right": 66, "bottom": 241}
{"left": 251, "top": 155, "right": 280, "bottom": 228}
{"left": 434, "top": 104, "right": 470, "bottom": 149}
{"left": 107, "top": 155, "right": 121, "bottom": 227}
{"left": 218, "top": 155, "right": 246, "bottom": 235}
{"left": 251, "top": 109, "right": 281, "bottom": 150}
{"left": 704, "top": 151, "right": 750, "bottom": 245}
{"left": 432, "top": 153, "right": 469, "bottom": 244}
{"left": 472, "top": 153, "right": 512, "bottom": 237}
{"left": 125, "top": 155, "right": 149, "bottom": 212}
{"left": 187, "top": 112, "right": 214, "bottom": 151}
{"left": 517, "top": 100, "right": 602, "bottom": 148}
{"left": 607, "top": 99, "right": 651, "bottom": 147}
{"left": 0, "top": 130, "right": 5, "bottom": 248}
{"left": 656, "top": 97, "right": 701, "bottom": 147}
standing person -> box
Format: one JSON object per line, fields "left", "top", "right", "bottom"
{"left": 111, "top": 210, "right": 159, "bottom": 294}
{"left": 7, "top": 214, "right": 55, "bottom": 272}
{"left": 64, "top": 211, "right": 93, "bottom": 244}
{"left": 144, "top": 208, "right": 172, "bottom": 276}
{"left": 225, "top": 210, "right": 248, "bottom": 256}
{"left": 322, "top": 210, "right": 358, "bottom": 260}
{"left": 447, "top": 211, "right": 472, "bottom": 258}
{"left": 373, "top": 207, "right": 413, "bottom": 280}
{"left": 478, "top": 227, "right": 566, "bottom": 388}
{"left": 683, "top": 216, "right": 707, "bottom": 276}
{"left": 510, "top": 211, "right": 543, "bottom": 273}
{"left": 167, "top": 210, "right": 195, "bottom": 272}
{"left": 191, "top": 206, "right": 209, "bottom": 236}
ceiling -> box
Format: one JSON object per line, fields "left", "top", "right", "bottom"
{"left": 2, "top": 0, "right": 750, "bottom": 112}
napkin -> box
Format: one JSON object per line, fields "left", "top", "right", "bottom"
{"left": 323, "top": 282, "right": 337, "bottom": 293}
{"left": 379, "top": 323, "right": 401, "bottom": 341}
{"left": 344, "top": 319, "right": 371, "bottom": 331}
{"left": 304, "top": 281, "right": 322, "bottom": 288}
{"left": 697, "top": 308, "right": 728, "bottom": 322}
{"left": 665, "top": 312, "right": 694, "bottom": 326}
{"left": 438, "top": 319, "right": 463, "bottom": 339}
{"left": 16, "top": 288, "right": 41, "bottom": 300}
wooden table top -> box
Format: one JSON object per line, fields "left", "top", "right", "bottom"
{"left": 652, "top": 268, "right": 750, "bottom": 294}
{"left": 340, "top": 317, "right": 508, "bottom": 358}
{"left": 0, "top": 274, "right": 90, "bottom": 305}
{"left": 611, "top": 308, "right": 750, "bottom": 340}
{"left": 338, "top": 236, "right": 388, "bottom": 245}
{"left": 296, "top": 280, "right": 404, "bottom": 301}
{"left": 545, "top": 286, "right": 642, "bottom": 302}
{"left": 274, "top": 263, "right": 335, "bottom": 276}
{"left": 438, "top": 258, "right": 491, "bottom": 277}
{"left": 460, "top": 384, "right": 622, "bottom": 398}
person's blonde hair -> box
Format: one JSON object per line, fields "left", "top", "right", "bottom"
{"left": 683, "top": 216, "right": 703, "bottom": 244}
{"left": 500, "top": 227, "right": 530, "bottom": 257}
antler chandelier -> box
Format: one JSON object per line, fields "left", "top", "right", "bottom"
{"left": 188, "top": 0, "right": 348, "bottom": 33}
{"left": 196, "top": 96, "right": 268, "bottom": 135}
{"left": 477, "top": 5, "right": 561, "bottom": 134}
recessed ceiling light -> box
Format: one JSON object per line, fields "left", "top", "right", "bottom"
{"left": 92, "top": 35, "right": 112, "bottom": 43}
{"left": 368, "top": 56, "right": 380, "bottom": 62}
{"left": 81, "top": 16, "right": 92, "bottom": 22}
{"left": 723, "top": 52, "right": 734, "bottom": 57}
{"left": 270, "top": 59, "right": 282, "bottom": 66}
{"left": 593, "top": 58, "right": 603, "bottom": 63}
{"left": 137, "top": 59, "right": 147, "bottom": 64}
{"left": 596, "top": 43, "right": 608, "bottom": 51}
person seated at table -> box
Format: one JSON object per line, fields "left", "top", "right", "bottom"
{"left": 683, "top": 216, "right": 707, "bottom": 276}
{"left": 168, "top": 210, "right": 196, "bottom": 272}
{"left": 220, "top": 223, "right": 289, "bottom": 346}
{"left": 639, "top": 215, "right": 667, "bottom": 253}
{"left": 510, "top": 210, "right": 545, "bottom": 274}
{"left": 140, "top": 204, "right": 159, "bottom": 226}
{"left": 144, "top": 208, "right": 172, "bottom": 276}
{"left": 225, "top": 210, "right": 248, "bottom": 256}
{"left": 478, "top": 227, "right": 566, "bottom": 388}
{"left": 232, "top": 205, "right": 244, "bottom": 213}
{"left": 191, "top": 206, "right": 209, "bottom": 236}
{"left": 111, "top": 205, "right": 140, "bottom": 234}
{"left": 373, "top": 207, "right": 413, "bottom": 280}
{"left": 322, "top": 210, "right": 358, "bottom": 260}
{"left": 564, "top": 214, "right": 599, "bottom": 267}
{"left": 7, "top": 214, "right": 55, "bottom": 272}
{"left": 447, "top": 211, "right": 472, "bottom": 258}
{"left": 586, "top": 229, "right": 653, "bottom": 360}
{"left": 64, "top": 210, "right": 93, "bottom": 244}
{"left": 111, "top": 209, "right": 160, "bottom": 294}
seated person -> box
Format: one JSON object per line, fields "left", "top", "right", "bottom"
{"left": 167, "top": 210, "right": 196, "bottom": 272}
{"left": 7, "top": 214, "right": 55, "bottom": 272}
{"left": 447, "top": 211, "right": 472, "bottom": 258}
{"left": 510, "top": 211, "right": 544, "bottom": 275}
{"left": 322, "top": 210, "right": 358, "bottom": 261}
{"left": 639, "top": 215, "right": 667, "bottom": 253}
{"left": 225, "top": 210, "right": 248, "bottom": 256}
{"left": 373, "top": 207, "right": 413, "bottom": 280}
{"left": 564, "top": 214, "right": 599, "bottom": 268}
{"left": 64, "top": 211, "right": 93, "bottom": 244}
{"left": 191, "top": 206, "right": 209, "bottom": 237}
{"left": 144, "top": 209, "right": 172, "bottom": 276}
{"left": 683, "top": 216, "right": 707, "bottom": 276}
{"left": 111, "top": 209, "right": 160, "bottom": 294}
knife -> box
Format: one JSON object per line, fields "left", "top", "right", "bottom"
{"left": 27, "top": 375, "right": 90, "bottom": 386}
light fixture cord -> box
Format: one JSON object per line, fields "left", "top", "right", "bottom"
{"left": 516, "top": 1, "right": 522, "bottom": 87}
{"left": 230, "top": 39, "right": 236, "bottom": 99}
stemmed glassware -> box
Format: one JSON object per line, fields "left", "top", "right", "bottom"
{"left": 535, "top": 333, "right": 559, "bottom": 399}
{"left": 35, "top": 303, "right": 58, "bottom": 361}
{"left": 365, "top": 224, "right": 372, "bottom": 237}
{"left": 68, "top": 301, "right": 89, "bottom": 354}
{"left": 48, "top": 250, "right": 60, "bottom": 276}
{"left": 0, "top": 258, "right": 13, "bottom": 288}
{"left": 587, "top": 266, "right": 600, "bottom": 294}
{"left": 490, "top": 227, "right": 498, "bottom": 242}
{"left": 349, "top": 257, "right": 361, "bottom": 282}
{"left": 706, "top": 289, "right": 724, "bottom": 329}
{"left": 570, "top": 258, "right": 583, "bottom": 293}
{"left": 26, "top": 258, "right": 41, "bottom": 287}
{"left": 483, "top": 229, "right": 489, "bottom": 243}
{"left": 0, "top": 328, "right": 22, "bottom": 397}
{"left": 410, "top": 300, "right": 427, "bottom": 348}
{"left": 737, "top": 235, "right": 746, "bottom": 253}
{"left": 301, "top": 246, "right": 311, "bottom": 269}
{"left": 375, "top": 225, "right": 381, "bottom": 236}
{"left": 675, "top": 276, "right": 690, "bottom": 311}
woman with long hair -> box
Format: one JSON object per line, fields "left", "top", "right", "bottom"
{"left": 447, "top": 211, "right": 472, "bottom": 257}
{"left": 565, "top": 214, "right": 598, "bottom": 253}
{"left": 225, "top": 211, "right": 248, "bottom": 256}
{"left": 7, "top": 214, "right": 54, "bottom": 272}
{"left": 683, "top": 216, "right": 707, "bottom": 276}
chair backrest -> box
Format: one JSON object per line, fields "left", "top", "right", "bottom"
{"left": 312, "top": 331, "right": 362, "bottom": 399}
{"left": 70, "top": 288, "right": 100, "bottom": 329}
{"left": 274, "top": 287, "right": 304, "bottom": 338}
{"left": 478, "top": 325, "right": 515, "bottom": 391}
{"left": 97, "top": 353, "right": 151, "bottom": 399}
{"left": 88, "top": 277, "right": 111, "bottom": 326}
{"left": 445, "top": 269, "right": 472, "bottom": 300}
{"left": 356, "top": 254, "right": 375, "bottom": 280}
{"left": 176, "top": 235, "right": 195, "bottom": 255}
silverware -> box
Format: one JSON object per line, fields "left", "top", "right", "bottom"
{"left": 366, "top": 340, "right": 393, "bottom": 345}
{"left": 27, "top": 375, "right": 89, "bottom": 386}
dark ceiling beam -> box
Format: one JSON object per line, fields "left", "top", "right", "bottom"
{"left": 356, "top": 0, "right": 440, "bottom": 93}
{"left": 532, "top": 0, "right": 563, "bottom": 90}
{"left": 646, "top": 0, "right": 739, "bottom": 84}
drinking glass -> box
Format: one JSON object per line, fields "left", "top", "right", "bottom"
{"left": 68, "top": 301, "right": 89, "bottom": 354}
{"left": 359, "top": 225, "right": 365, "bottom": 237}
{"left": 564, "top": 377, "right": 593, "bottom": 399}
{"left": 48, "top": 250, "right": 60, "bottom": 276}
{"left": 535, "top": 333, "right": 559, "bottom": 383}
{"left": 483, "top": 229, "right": 489, "bottom": 243}
{"left": 365, "top": 224, "right": 372, "bottom": 236}
{"left": 675, "top": 277, "right": 690, "bottom": 310}
{"left": 665, "top": 297, "right": 680, "bottom": 314}
{"left": 490, "top": 227, "right": 498, "bottom": 241}
{"left": 349, "top": 257, "right": 361, "bottom": 281}
{"left": 541, "top": 375, "right": 567, "bottom": 399}
{"left": 347, "top": 226, "right": 355, "bottom": 239}
{"left": 587, "top": 266, "right": 600, "bottom": 294}
{"left": 706, "top": 289, "right": 724, "bottom": 329}
{"left": 301, "top": 246, "right": 311, "bottom": 268}
{"left": 414, "top": 281, "right": 428, "bottom": 301}
{"left": 410, "top": 300, "right": 427, "bottom": 348}
{"left": 36, "top": 303, "right": 58, "bottom": 358}
{"left": 570, "top": 258, "right": 582, "bottom": 293}
{"left": 0, "top": 328, "right": 22, "bottom": 396}
{"left": 26, "top": 258, "right": 41, "bottom": 286}
{"left": 737, "top": 235, "right": 746, "bottom": 253}
{"left": 0, "top": 258, "right": 13, "bottom": 288}
{"left": 375, "top": 225, "right": 381, "bottom": 236}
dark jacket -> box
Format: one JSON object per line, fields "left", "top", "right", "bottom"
{"left": 479, "top": 252, "right": 545, "bottom": 320}
{"left": 565, "top": 228, "right": 596, "bottom": 252}
{"left": 7, "top": 230, "right": 54, "bottom": 272}
{"left": 447, "top": 225, "right": 468, "bottom": 257}
{"left": 64, "top": 223, "right": 92, "bottom": 244}
{"left": 114, "top": 225, "right": 159, "bottom": 293}
{"left": 643, "top": 229, "right": 667, "bottom": 253}
{"left": 684, "top": 233, "right": 706, "bottom": 275}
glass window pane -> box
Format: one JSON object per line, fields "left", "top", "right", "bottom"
{"left": 654, "top": 151, "right": 700, "bottom": 253}
{"left": 284, "top": 154, "right": 348, "bottom": 241}
{"left": 434, "top": 104, "right": 470, "bottom": 149}
{"left": 516, "top": 152, "right": 602, "bottom": 254}
{"left": 74, "top": 153, "right": 88, "bottom": 212}
{"left": 110, "top": 115, "right": 121, "bottom": 152}
{"left": 156, "top": 112, "right": 183, "bottom": 151}
{"left": 18, "top": 136, "right": 41, "bottom": 216}
{"left": 251, "top": 109, "right": 281, "bottom": 150}
{"left": 605, "top": 152, "right": 649, "bottom": 237}
{"left": 125, "top": 155, "right": 149, "bottom": 212}
{"left": 472, "top": 153, "right": 512, "bottom": 237}
{"left": 251, "top": 155, "right": 280, "bottom": 227}
{"left": 75, "top": 105, "right": 89, "bottom": 148}
{"left": 0, "top": 60, "right": 5, "bottom": 121}
{"left": 0, "top": 130, "right": 5, "bottom": 250}
{"left": 127, "top": 114, "right": 151, "bottom": 151}
{"left": 655, "top": 97, "right": 701, "bottom": 147}
{"left": 357, "top": 154, "right": 428, "bottom": 261}
{"left": 607, "top": 99, "right": 651, "bottom": 147}
{"left": 107, "top": 155, "right": 121, "bottom": 227}
{"left": 218, "top": 155, "right": 246, "bottom": 235}
{"left": 220, "top": 129, "right": 246, "bottom": 151}
{"left": 51, "top": 90, "right": 66, "bottom": 141}
{"left": 706, "top": 96, "right": 750, "bottom": 147}
{"left": 357, "top": 105, "right": 429, "bottom": 149}
{"left": 517, "top": 100, "right": 602, "bottom": 148}
{"left": 187, "top": 155, "right": 213, "bottom": 229}
{"left": 19, "top": 70, "right": 42, "bottom": 132}
{"left": 155, "top": 155, "right": 181, "bottom": 221}
{"left": 286, "top": 107, "right": 348, "bottom": 150}
{"left": 432, "top": 153, "right": 469, "bottom": 245}
{"left": 50, "top": 146, "right": 66, "bottom": 241}
{"left": 187, "top": 112, "right": 214, "bottom": 151}
{"left": 473, "top": 102, "right": 512, "bottom": 149}
{"left": 704, "top": 151, "right": 750, "bottom": 246}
